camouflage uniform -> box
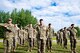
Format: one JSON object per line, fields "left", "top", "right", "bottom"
{"left": 18, "top": 29, "right": 24, "bottom": 45}
{"left": 59, "top": 29, "right": 63, "bottom": 46}
{"left": 63, "top": 28, "right": 68, "bottom": 49}
{"left": 68, "top": 27, "right": 77, "bottom": 53}
{"left": 24, "top": 25, "right": 29, "bottom": 41}
{"left": 17, "top": 29, "right": 20, "bottom": 45}
{"left": 12, "top": 24, "right": 19, "bottom": 51}
{"left": 56, "top": 31, "right": 60, "bottom": 44}
{"left": 27, "top": 26, "right": 34, "bottom": 52}
{"left": 33, "top": 29, "right": 37, "bottom": 47}
{"left": 24, "top": 30, "right": 28, "bottom": 44}
{"left": 3, "top": 23, "right": 14, "bottom": 53}
{"left": 36, "top": 24, "right": 47, "bottom": 53}
{"left": 46, "top": 27, "right": 53, "bottom": 51}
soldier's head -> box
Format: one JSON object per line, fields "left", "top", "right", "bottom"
{"left": 64, "top": 27, "right": 66, "bottom": 30}
{"left": 8, "top": 18, "right": 12, "bottom": 24}
{"left": 48, "top": 23, "right": 51, "bottom": 27}
{"left": 71, "top": 24, "right": 74, "bottom": 28}
{"left": 39, "top": 19, "right": 43, "bottom": 25}
{"left": 29, "top": 23, "right": 32, "bottom": 27}
{"left": 60, "top": 29, "right": 63, "bottom": 32}
{"left": 14, "top": 24, "right": 17, "bottom": 27}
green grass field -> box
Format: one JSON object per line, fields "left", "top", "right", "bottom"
{"left": 0, "top": 41, "right": 80, "bottom": 53}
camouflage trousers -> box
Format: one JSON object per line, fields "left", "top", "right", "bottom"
{"left": 56, "top": 36, "right": 59, "bottom": 44}
{"left": 70, "top": 37, "right": 77, "bottom": 52}
{"left": 32, "top": 38, "right": 37, "bottom": 48}
{"left": 59, "top": 38, "right": 63, "bottom": 46}
{"left": 33, "top": 38, "right": 36, "bottom": 47}
{"left": 28, "top": 38, "right": 33, "bottom": 52}
{"left": 28, "top": 38, "right": 33, "bottom": 48}
{"left": 46, "top": 38, "right": 52, "bottom": 50}
{"left": 63, "top": 38, "right": 67, "bottom": 48}
{"left": 19, "top": 36, "right": 24, "bottom": 45}
{"left": 37, "top": 39, "right": 46, "bottom": 53}
{"left": 13, "top": 36, "right": 18, "bottom": 50}
{"left": 3, "top": 38, "right": 13, "bottom": 53}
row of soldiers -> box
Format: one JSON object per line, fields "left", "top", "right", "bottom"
{"left": 56, "top": 24, "right": 77, "bottom": 53}
{"left": 24, "top": 19, "right": 54, "bottom": 53}
{"left": 0, "top": 18, "right": 54, "bottom": 53}
{"left": 0, "top": 18, "right": 77, "bottom": 53}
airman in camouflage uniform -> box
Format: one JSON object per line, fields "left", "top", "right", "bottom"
{"left": 3, "top": 18, "right": 14, "bottom": 53}
{"left": 67, "top": 24, "right": 77, "bottom": 53}
{"left": 12, "top": 24, "right": 19, "bottom": 52}
{"left": 63, "top": 27, "right": 68, "bottom": 49}
{"left": 56, "top": 31, "right": 60, "bottom": 45}
{"left": 22, "top": 29, "right": 26, "bottom": 45}
{"left": 27, "top": 24, "right": 34, "bottom": 52}
{"left": 36, "top": 19, "right": 47, "bottom": 53}
{"left": 33, "top": 28, "right": 37, "bottom": 48}
{"left": 24, "top": 25, "right": 29, "bottom": 42}
{"left": 46, "top": 23, "right": 53, "bottom": 52}
{"left": 18, "top": 27, "right": 24, "bottom": 45}
{"left": 23, "top": 29, "right": 28, "bottom": 44}
{"left": 59, "top": 29, "right": 63, "bottom": 46}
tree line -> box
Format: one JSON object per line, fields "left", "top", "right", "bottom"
{"left": 0, "top": 8, "right": 37, "bottom": 38}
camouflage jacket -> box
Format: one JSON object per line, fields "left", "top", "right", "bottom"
{"left": 46, "top": 27, "right": 53, "bottom": 39}
{"left": 36, "top": 25, "right": 47, "bottom": 40}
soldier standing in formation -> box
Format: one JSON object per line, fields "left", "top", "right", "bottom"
{"left": 46, "top": 23, "right": 53, "bottom": 52}
{"left": 18, "top": 27, "right": 24, "bottom": 45}
{"left": 22, "top": 28, "right": 27, "bottom": 45}
{"left": 36, "top": 19, "right": 47, "bottom": 53}
{"left": 59, "top": 29, "right": 63, "bottom": 46}
{"left": 13, "top": 24, "right": 19, "bottom": 52}
{"left": 56, "top": 31, "right": 60, "bottom": 45}
{"left": 33, "top": 28, "right": 37, "bottom": 48}
{"left": 3, "top": 18, "right": 14, "bottom": 53}
{"left": 23, "top": 29, "right": 28, "bottom": 45}
{"left": 27, "top": 24, "right": 34, "bottom": 52}
{"left": 63, "top": 27, "right": 68, "bottom": 49}
{"left": 56, "top": 31, "right": 60, "bottom": 44}
{"left": 68, "top": 24, "right": 77, "bottom": 53}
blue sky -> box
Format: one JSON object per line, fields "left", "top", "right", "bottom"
{"left": 0, "top": 0, "right": 80, "bottom": 31}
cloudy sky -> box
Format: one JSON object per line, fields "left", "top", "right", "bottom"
{"left": 0, "top": 0, "right": 80, "bottom": 31}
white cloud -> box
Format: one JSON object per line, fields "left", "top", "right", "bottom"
{"left": 0, "top": 0, "right": 80, "bottom": 31}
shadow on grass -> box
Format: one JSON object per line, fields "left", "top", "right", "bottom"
{"left": 0, "top": 47, "right": 4, "bottom": 49}
{"left": 53, "top": 49, "right": 70, "bottom": 52}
